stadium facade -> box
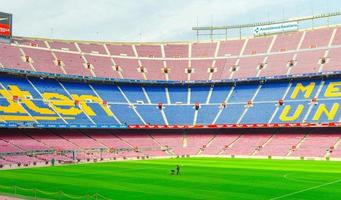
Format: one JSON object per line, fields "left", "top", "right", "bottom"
{"left": 1, "top": 15, "right": 341, "bottom": 169}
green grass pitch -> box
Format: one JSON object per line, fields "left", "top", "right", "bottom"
{"left": 1, "top": 158, "right": 341, "bottom": 199}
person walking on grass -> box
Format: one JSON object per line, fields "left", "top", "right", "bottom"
{"left": 176, "top": 164, "right": 180, "bottom": 175}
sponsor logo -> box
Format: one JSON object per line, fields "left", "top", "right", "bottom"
{"left": 0, "top": 17, "right": 8, "bottom": 22}
{"left": 0, "top": 23, "right": 10, "bottom": 36}
{"left": 253, "top": 22, "right": 298, "bottom": 36}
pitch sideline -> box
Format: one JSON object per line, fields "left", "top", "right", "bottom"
{"left": 269, "top": 178, "right": 341, "bottom": 200}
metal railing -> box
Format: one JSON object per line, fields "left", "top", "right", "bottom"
{"left": 0, "top": 184, "right": 110, "bottom": 200}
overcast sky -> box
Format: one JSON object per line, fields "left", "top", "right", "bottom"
{"left": 1, "top": 0, "right": 341, "bottom": 42}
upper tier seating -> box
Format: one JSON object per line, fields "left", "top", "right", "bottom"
{"left": 2, "top": 26, "right": 339, "bottom": 81}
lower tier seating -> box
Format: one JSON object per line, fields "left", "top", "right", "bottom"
{"left": 1, "top": 128, "right": 341, "bottom": 168}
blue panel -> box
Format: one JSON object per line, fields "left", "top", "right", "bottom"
{"left": 190, "top": 86, "right": 210, "bottom": 103}
{"left": 215, "top": 104, "right": 245, "bottom": 124}
{"left": 318, "top": 78, "right": 341, "bottom": 98}
{"left": 63, "top": 106, "right": 93, "bottom": 125}
{"left": 196, "top": 105, "right": 220, "bottom": 125}
{"left": 62, "top": 82, "right": 95, "bottom": 95}
{"left": 0, "top": 98, "right": 30, "bottom": 119}
{"left": 120, "top": 85, "right": 147, "bottom": 103}
{"left": 306, "top": 100, "right": 341, "bottom": 123}
{"left": 164, "top": 105, "right": 194, "bottom": 125}
{"left": 144, "top": 86, "right": 167, "bottom": 103}
{"left": 241, "top": 103, "right": 277, "bottom": 124}
{"left": 168, "top": 86, "right": 187, "bottom": 103}
{"left": 285, "top": 80, "right": 321, "bottom": 100}
{"left": 0, "top": 76, "right": 41, "bottom": 99}
{"left": 135, "top": 105, "right": 164, "bottom": 125}
{"left": 228, "top": 84, "right": 258, "bottom": 103}
{"left": 86, "top": 103, "right": 120, "bottom": 125}
{"left": 91, "top": 84, "right": 126, "bottom": 103}
{"left": 254, "top": 82, "right": 288, "bottom": 101}
{"left": 272, "top": 101, "right": 309, "bottom": 123}
{"left": 109, "top": 104, "right": 143, "bottom": 125}
{"left": 21, "top": 100, "right": 65, "bottom": 124}
{"left": 29, "top": 77, "right": 69, "bottom": 96}
{"left": 209, "top": 85, "right": 232, "bottom": 103}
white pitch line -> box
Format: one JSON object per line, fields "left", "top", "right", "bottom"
{"left": 270, "top": 178, "right": 341, "bottom": 200}
{"left": 282, "top": 173, "right": 321, "bottom": 184}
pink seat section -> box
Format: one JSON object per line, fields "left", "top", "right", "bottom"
{"left": 56, "top": 130, "right": 105, "bottom": 149}
{"left": 218, "top": 40, "right": 245, "bottom": 56}
{"left": 271, "top": 31, "right": 302, "bottom": 52}
{"left": 164, "top": 44, "right": 189, "bottom": 58}
{"left": 190, "top": 60, "right": 212, "bottom": 80}
{"left": 259, "top": 53, "right": 294, "bottom": 77}
{"left": 0, "top": 130, "right": 48, "bottom": 151}
{"left": 300, "top": 28, "right": 334, "bottom": 49}
{"left": 291, "top": 129, "right": 340, "bottom": 158}
{"left": 14, "top": 38, "right": 47, "bottom": 48}
{"left": 232, "top": 56, "right": 265, "bottom": 79}
{"left": 140, "top": 59, "right": 165, "bottom": 80}
{"left": 331, "top": 28, "right": 341, "bottom": 45}
{"left": 191, "top": 42, "right": 217, "bottom": 58}
{"left": 54, "top": 52, "right": 92, "bottom": 76}
{"left": 77, "top": 43, "right": 107, "bottom": 54}
{"left": 106, "top": 44, "right": 135, "bottom": 56}
{"left": 166, "top": 60, "right": 188, "bottom": 81}
{"left": 290, "top": 49, "right": 325, "bottom": 75}
{"left": 0, "top": 44, "right": 33, "bottom": 71}
{"left": 48, "top": 41, "right": 78, "bottom": 51}
{"left": 0, "top": 139, "right": 21, "bottom": 153}
{"left": 202, "top": 133, "right": 241, "bottom": 155}
{"left": 322, "top": 47, "right": 341, "bottom": 72}
{"left": 135, "top": 45, "right": 162, "bottom": 57}
{"left": 256, "top": 129, "right": 305, "bottom": 156}
{"left": 29, "top": 130, "right": 80, "bottom": 150}
{"left": 243, "top": 36, "right": 273, "bottom": 55}
{"left": 113, "top": 58, "right": 144, "bottom": 80}
{"left": 223, "top": 130, "right": 273, "bottom": 156}
{"left": 22, "top": 47, "right": 64, "bottom": 74}
{"left": 84, "top": 130, "right": 130, "bottom": 149}
{"left": 84, "top": 55, "right": 120, "bottom": 78}
{"left": 211, "top": 58, "right": 236, "bottom": 80}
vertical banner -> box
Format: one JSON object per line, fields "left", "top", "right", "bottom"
{"left": 0, "top": 12, "right": 12, "bottom": 40}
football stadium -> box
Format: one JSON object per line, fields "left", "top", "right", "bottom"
{"left": 2, "top": 1, "right": 341, "bottom": 199}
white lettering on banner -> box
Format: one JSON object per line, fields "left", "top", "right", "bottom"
{"left": 253, "top": 22, "right": 298, "bottom": 36}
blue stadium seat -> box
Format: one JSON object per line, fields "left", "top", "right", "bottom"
{"left": 190, "top": 86, "right": 210, "bottom": 103}
{"left": 168, "top": 86, "right": 188, "bottom": 104}
{"left": 228, "top": 84, "right": 258, "bottom": 103}
{"left": 135, "top": 105, "right": 164, "bottom": 125}
{"left": 209, "top": 85, "right": 232, "bottom": 103}
{"left": 90, "top": 84, "right": 127, "bottom": 103}
{"left": 215, "top": 104, "right": 246, "bottom": 124}
{"left": 144, "top": 86, "right": 167, "bottom": 103}
{"left": 109, "top": 104, "right": 143, "bottom": 125}
{"left": 61, "top": 82, "right": 95, "bottom": 96}
{"left": 241, "top": 103, "right": 277, "bottom": 124}
{"left": 164, "top": 105, "right": 194, "bottom": 125}
{"left": 196, "top": 105, "right": 220, "bottom": 125}
{"left": 120, "top": 85, "right": 147, "bottom": 103}
{"left": 254, "top": 82, "right": 289, "bottom": 101}
{"left": 0, "top": 75, "right": 41, "bottom": 99}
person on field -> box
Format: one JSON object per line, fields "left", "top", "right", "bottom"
{"left": 176, "top": 165, "right": 180, "bottom": 175}
{"left": 51, "top": 158, "right": 55, "bottom": 166}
